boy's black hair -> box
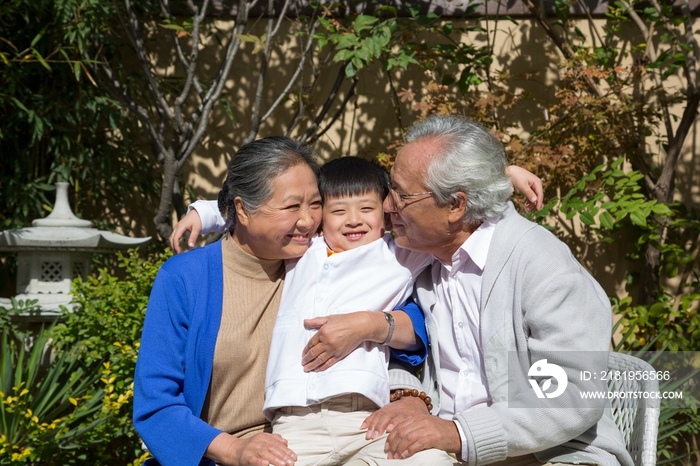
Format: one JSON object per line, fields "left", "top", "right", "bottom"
{"left": 318, "top": 156, "right": 389, "bottom": 201}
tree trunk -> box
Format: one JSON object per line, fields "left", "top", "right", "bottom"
{"left": 153, "top": 155, "right": 179, "bottom": 242}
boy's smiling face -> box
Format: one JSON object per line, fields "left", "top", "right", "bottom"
{"left": 322, "top": 192, "right": 385, "bottom": 253}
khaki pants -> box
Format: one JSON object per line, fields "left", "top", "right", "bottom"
{"left": 272, "top": 394, "right": 453, "bottom": 466}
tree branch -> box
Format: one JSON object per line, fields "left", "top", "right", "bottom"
{"left": 307, "top": 75, "right": 358, "bottom": 145}
{"left": 244, "top": 0, "right": 281, "bottom": 145}
{"left": 680, "top": 0, "right": 698, "bottom": 94}
{"left": 159, "top": 0, "right": 204, "bottom": 97}
{"left": 300, "top": 62, "right": 347, "bottom": 143}
{"left": 122, "top": 0, "right": 175, "bottom": 123}
{"left": 260, "top": 15, "right": 319, "bottom": 123}
{"left": 618, "top": 0, "right": 674, "bottom": 139}
{"left": 171, "top": 0, "right": 209, "bottom": 132}
{"left": 654, "top": 90, "right": 700, "bottom": 200}
{"left": 178, "top": 0, "right": 248, "bottom": 161}
{"left": 521, "top": 0, "right": 605, "bottom": 99}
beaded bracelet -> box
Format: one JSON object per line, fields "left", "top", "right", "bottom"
{"left": 389, "top": 388, "right": 433, "bottom": 412}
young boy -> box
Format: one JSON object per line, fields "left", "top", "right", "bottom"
{"left": 189, "top": 157, "right": 452, "bottom": 465}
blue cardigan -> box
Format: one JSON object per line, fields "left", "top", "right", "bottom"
{"left": 134, "top": 243, "right": 224, "bottom": 466}
{"left": 133, "top": 241, "right": 428, "bottom": 466}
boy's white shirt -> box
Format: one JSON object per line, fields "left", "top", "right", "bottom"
{"left": 188, "top": 200, "right": 433, "bottom": 419}
{"left": 188, "top": 200, "right": 227, "bottom": 235}
{"left": 263, "top": 234, "right": 432, "bottom": 420}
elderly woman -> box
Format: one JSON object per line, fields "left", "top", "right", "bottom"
{"left": 134, "top": 136, "right": 543, "bottom": 466}
{"left": 134, "top": 137, "right": 318, "bottom": 466}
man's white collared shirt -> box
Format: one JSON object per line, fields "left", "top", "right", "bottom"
{"left": 432, "top": 217, "right": 499, "bottom": 457}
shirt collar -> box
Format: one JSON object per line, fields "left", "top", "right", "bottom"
{"left": 441, "top": 214, "right": 501, "bottom": 273}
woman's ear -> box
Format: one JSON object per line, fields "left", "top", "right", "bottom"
{"left": 233, "top": 197, "right": 250, "bottom": 227}
{"left": 448, "top": 192, "right": 467, "bottom": 223}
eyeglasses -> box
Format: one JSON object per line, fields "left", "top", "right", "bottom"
{"left": 386, "top": 183, "right": 433, "bottom": 208}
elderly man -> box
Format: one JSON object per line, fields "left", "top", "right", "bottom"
{"left": 361, "top": 115, "right": 632, "bottom": 466}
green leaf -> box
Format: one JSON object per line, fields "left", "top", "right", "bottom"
{"left": 407, "top": 5, "right": 421, "bottom": 18}
{"left": 599, "top": 211, "right": 614, "bottom": 229}
{"left": 351, "top": 55, "right": 363, "bottom": 70}
{"left": 374, "top": 6, "right": 397, "bottom": 15}
{"left": 160, "top": 23, "right": 185, "bottom": 32}
{"left": 333, "top": 49, "right": 353, "bottom": 62}
{"left": 10, "top": 97, "right": 30, "bottom": 113}
{"left": 30, "top": 25, "right": 49, "bottom": 47}
{"left": 344, "top": 61, "right": 356, "bottom": 78}
{"left": 630, "top": 210, "right": 647, "bottom": 227}
{"left": 580, "top": 212, "right": 596, "bottom": 225}
{"left": 362, "top": 37, "right": 381, "bottom": 57}
{"left": 32, "top": 49, "right": 51, "bottom": 71}
{"left": 354, "top": 15, "right": 378, "bottom": 34}
{"left": 375, "top": 26, "right": 392, "bottom": 47}
{"left": 652, "top": 204, "right": 672, "bottom": 216}
{"left": 234, "top": 34, "right": 259, "bottom": 43}
{"left": 355, "top": 46, "right": 370, "bottom": 63}
{"left": 336, "top": 34, "right": 360, "bottom": 50}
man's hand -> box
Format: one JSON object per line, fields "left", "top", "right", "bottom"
{"left": 206, "top": 432, "right": 297, "bottom": 466}
{"left": 361, "top": 396, "right": 428, "bottom": 440}
{"left": 383, "top": 414, "right": 462, "bottom": 460}
{"left": 301, "top": 313, "right": 372, "bottom": 372}
{"left": 169, "top": 209, "right": 203, "bottom": 253}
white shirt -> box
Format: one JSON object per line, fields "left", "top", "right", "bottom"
{"left": 431, "top": 216, "right": 499, "bottom": 458}
{"left": 263, "top": 234, "right": 432, "bottom": 420}
{"left": 188, "top": 200, "right": 226, "bottom": 235}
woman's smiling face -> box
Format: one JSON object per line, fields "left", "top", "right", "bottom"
{"left": 234, "top": 163, "right": 323, "bottom": 260}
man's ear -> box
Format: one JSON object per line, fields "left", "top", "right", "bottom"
{"left": 233, "top": 197, "right": 250, "bottom": 227}
{"left": 448, "top": 192, "right": 467, "bottom": 223}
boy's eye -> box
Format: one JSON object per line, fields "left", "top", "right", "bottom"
{"left": 361, "top": 206, "right": 375, "bottom": 212}
{"left": 332, "top": 209, "right": 345, "bottom": 215}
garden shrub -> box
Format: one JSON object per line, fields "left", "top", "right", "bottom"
{"left": 0, "top": 249, "right": 170, "bottom": 465}
{"left": 0, "top": 325, "right": 104, "bottom": 465}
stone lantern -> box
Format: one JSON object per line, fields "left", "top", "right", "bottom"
{"left": 0, "top": 182, "right": 151, "bottom": 318}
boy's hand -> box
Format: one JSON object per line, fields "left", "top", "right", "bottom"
{"left": 506, "top": 165, "right": 544, "bottom": 211}
{"left": 169, "top": 209, "right": 203, "bottom": 253}
{"left": 301, "top": 313, "right": 373, "bottom": 372}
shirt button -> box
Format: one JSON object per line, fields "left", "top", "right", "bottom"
{"left": 316, "top": 297, "right": 322, "bottom": 302}
{"left": 461, "top": 370, "right": 468, "bottom": 377}
{"left": 457, "top": 322, "right": 464, "bottom": 328}
{"left": 323, "top": 264, "right": 329, "bottom": 270}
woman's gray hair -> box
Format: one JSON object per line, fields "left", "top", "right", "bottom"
{"left": 218, "top": 136, "right": 319, "bottom": 233}
{"left": 405, "top": 115, "right": 513, "bottom": 225}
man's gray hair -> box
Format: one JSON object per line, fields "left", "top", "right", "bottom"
{"left": 405, "top": 114, "right": 513, "bottom": 225}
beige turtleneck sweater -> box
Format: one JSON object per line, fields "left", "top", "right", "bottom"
{"left": 200, "top": 236, "right": 285, "bottom": 438}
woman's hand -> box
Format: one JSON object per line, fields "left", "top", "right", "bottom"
{"left": 301, "top": 312, "right": 374, "bottom": 372}
{"left": 205, "top": 432, "right": 297, "bottom": 466}
{"left": 169, "top": 209, "right": 203, "bottom": 253}
{"left": 506, "top": 165, "right": 544, "bottom": 212}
